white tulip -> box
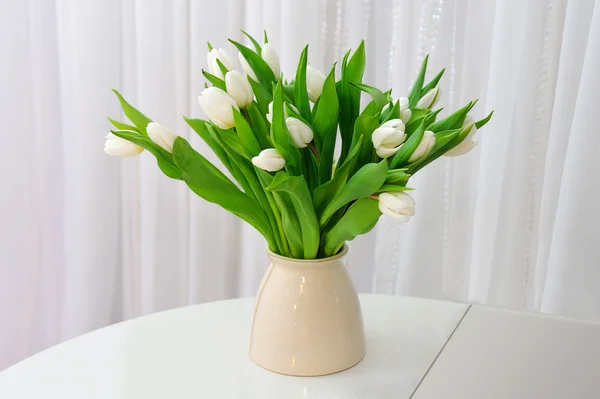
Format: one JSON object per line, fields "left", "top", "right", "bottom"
{"left": 206, "top": 48, "right": 234, "bottom": 80}
{"left": 408, "top": 130, "right": 436, "bottom": 162}
{"left": 252, "top": 148, "right": 286, "bottom": 172}
{"left": 225, "top": 70, "right": 253, "bottom": 108}
{"left": 266, "top": 101, "right": 299, "bottom": 124}
{"left": 371, "top": 119, "right": 406, "bottom": 158}
{"left": 417, "top": 87, "right": 441, "bottom": 109}
{"left": 378, "top": 192, "right": 416, "bottom": 222}
{"left": 104, "top": 133, "right": 144, "bottom": 157}
{"left": 238, "top": 52, "right": 258, "bottom": 81}
{"left": 306, "top": 64, "right": 326, "bottom": 102}
{"left": 285, "top": 117, "right": 314, "bottom": 148}
{"left": 198, "top": 87, "right": 239, "bottom": 129}
{"left": 382, "top": 97, "right": 412, "bottom": 124}
{"left": 261, "top": 43, "right": 280, "bottom": 77}
{"left": 146, "top": 122, "right": 178, "bottom": 153}
{"left": 445, "top": 116, "right": 478, "bottom": 157}
{"left": 398, "top": 97, "right": 412, "bottom": 124}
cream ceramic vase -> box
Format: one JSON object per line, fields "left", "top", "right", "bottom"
{"left": 249, "top": 245, "right": 365, "bottom": 376}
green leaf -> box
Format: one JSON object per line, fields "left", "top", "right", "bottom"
{"left": 351, "top": 109, "right": 381, "bottom": 169}
{"left": 339, "top": 43, "right": 366, "bottom": 164}
{"left": 263, "top": 30, "right": 269, "bottom": 44}
{"left": 247, "top": 77, "right": 272, "bottom": 117}
{"left": 282, "top": 85, "right": 296, "bottom": 103}
{"left": 246, "top": 103, "right": 272, "bottom": 149}
{"left": 220, "top": 142, "right": 283, "bottom": 254}
{"left": 351, "top": 106, "right": 380, "bottom": 149}
{"left": 241, "top": 30, "right": 262, "bottom": 54}
{"left": 312, "top": 67, "right": 339, "bottom": 145}
{"left": 215, "top": 59, "right": 229, "bottom": 79}
{"left": 202, "top": 123, "right": 259, "bottom": 204}
{"left": 375, "top": 184, "right": 413, "bottom": 194}
{"left": 407, "top": 128, "right": 462, "bottom": 174}
{"left": 257, "top": 169, "right": 303, "bottom": 258}
{"left": 217, "top": 127, "right": 250, "bottom": 159}
{"left": 323, "top": 198, "right": 382, "bottom": 256}
{"left": 232, "top": 109, "right": 262, "bottom": 157}
{"left": 405, "top": 108, "right": 442, "bottom": 137}
{"left": 410, "top": 107, "right": 433, "bottom": 121}
{"left": 107, "top": 117, "right": 138, "bottom": 132}
{"left": 267, "top": 172, "right": 320, "bottom": 259}
{"left": 359, "top": 218, "right": 378, "bottom": 235}
{"left": 110, "top": 129, "right": 181, "bottom": 180}
{"left": 313, "top": 136, "right": 363, "bottom": 218}
{"left": 390, "top": 117, "right": 429, "bottom": 169}
{"left": 428, "top": 101, "right": 476, "bottom": 132}
{"left": 293, "top": 46, "right": 311, "bottom": 121}
{"left": 408, "top": 54, "right": 429, "bottom": 107}
{"left": 475, "top": 110, "right": 494, "bottom": 129}
{"left": 385, "top": 168, "right": 411, "bottom": 186}
{"left": 202, "top": 70, "right": 227, "bottom": 91}
{"left": 302, "top": 147, "right": 319, "bottom": 194}
{"left": 320, "top": 159, "right": 388, "bottom": 226}
{"left": 380, "top": 100, "right": 400, "bottom": 123}
{"left": 184, "top": 117, "right": 233, "bottom": 172}
{"left": 270, "top": 82, "right": 302, "bottom": 174}
{"left": 312, "top": 67, "right": 339, "bottom": 184}
{"left": 421, "top": 68, "right": 445, "bottom": 94}
{"left": 350, "top": 82, "right": 388, "bottom": 109}
{"left": 172, "top": 137, "right": 272, "bottom": 240}
{"left": 112, "top": 90, "right": 152, "bottom": 134}
{"left": 230, "top": 39, "right": 275, "bottom": 88}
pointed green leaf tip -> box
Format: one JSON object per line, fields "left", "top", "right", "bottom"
{"left": 475, "top": 110, "right": 494, "bottom": 129}
{"left": 241, "top": 30, "right": 262, "bottom": 54}
{"left": 207, "top": 41, "right": 213, "bottom": 51}
{"left": 263, "top": 30, "right": 269, "bottom": 43}
{"left": 408, "top": 54, "right": 429, "bottom": 107}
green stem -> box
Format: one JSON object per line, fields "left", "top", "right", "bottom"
{"left": 308, "top": 142, "right": 321, "bottom": 162}
{"left": 256, "top": 169, "right": 290, "bottom": 256}
{"left": 234, "top": 159, "right": 283, "bottom": 254}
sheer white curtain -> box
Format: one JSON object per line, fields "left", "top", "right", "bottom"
{"left": 1, "top": 0, "right": 599, "bottom": 370}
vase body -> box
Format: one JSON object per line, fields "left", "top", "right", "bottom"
{"left": 249, "top": 245, "right": 365, "bottom": 376}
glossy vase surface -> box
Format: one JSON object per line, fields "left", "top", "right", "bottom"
{"left": 249, "top": 245, "right": 365, "bottom": 376}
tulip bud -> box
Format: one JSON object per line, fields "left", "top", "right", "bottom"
{"left": 371, "top": 119, "right": 406, "bottom": 158}
{"left": 225, "top": 70, "right": 253, "bottom": 108}
{"left": 306, "top": 64, "right": 326, "bottom": 102}
{"left": 261, "top": 43, "right": 280, "bottom": 77}
{"left": 198, "top": 87, "right": 239, "bottom": 129}
{"left": 417, "top": 87, "right": 441, "bottom": 109}
{"left": 104, "top": 133, "right": 144, "bottom": 157}
{"left": 398, "top": 97, "right": 412, "bottom": 124}
{"left": 378, "top": 192, "right": 416, "bottom": 222}
{"left": 445, "top": 116, "right": 478, "bottom": 157}
{"left": 408, "top": 130, "right": 436, "bottom": 162}
{"left": 382, "top": 97, "right": 412, "bottom": 125}
{"left": 146, "top": 122, "right": 178, "bottom": 153}
{"left": 206, "top": 48, "right": 234, "bottom": 80}
{"left": 252, "top": 148, "right": 286, "bottom": 172}
{"left": 285, "top": 117, "right": 314, "bottom": 148}
{"left": 238, "top": 52, "right": 258, "bottom": 81}
{"left": 266, "top": 101, "right": 299, "bottom": 123}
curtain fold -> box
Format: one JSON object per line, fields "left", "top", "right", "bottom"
{"left": 1, "top": 0, "right": 599, "bottom": 370}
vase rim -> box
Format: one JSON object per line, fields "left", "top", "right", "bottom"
{"left": 266, "top": 244, "right": 348, "bottom": 265}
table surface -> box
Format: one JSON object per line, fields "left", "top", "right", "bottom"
{"left": 1, "top": 295, "right": 599, "bottom": 399}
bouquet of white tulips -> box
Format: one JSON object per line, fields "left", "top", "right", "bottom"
{"left": 105, "top": 31, "right": 492, "bottom": 259}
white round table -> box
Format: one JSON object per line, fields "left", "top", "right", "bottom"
{"left": 1, "top": 295, "right": 600, "bottom": 398}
